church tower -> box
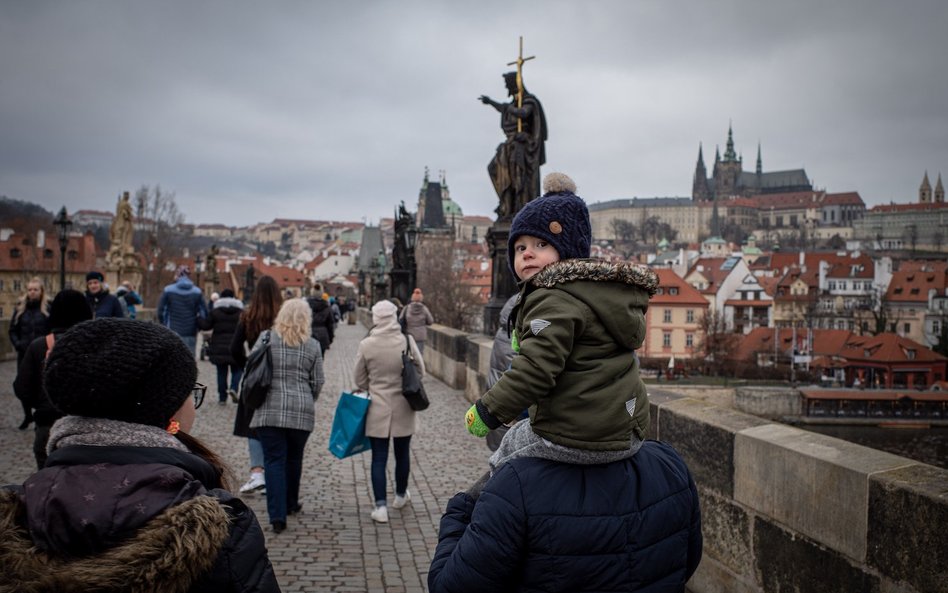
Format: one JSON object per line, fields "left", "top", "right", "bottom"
{"left": 919, "top": 171, "right": 933, "bottom": 203}
{"left": 713, "top": 124, "right": 742, "bottom": 198}
{"left": 935, "top": 173, "right": 944, "bottom": 203}
{"left": 692, "top": 143, "right": 711, "bottom": 201}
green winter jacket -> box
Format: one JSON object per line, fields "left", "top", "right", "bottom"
{"left": 482, "top": 259, "right": 659, "bottom": 450}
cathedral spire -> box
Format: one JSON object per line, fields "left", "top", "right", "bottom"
{"left": 692, "top": 143, "right": 710, "bottom": 201}
{"left": 723, "top": 123, "right": 737, "bottom": 162}
{"left": 920, "top": 171, "right": 933, "bottom": 203}
{"left": 756, "top": 142, "right": 762, "bottom": 175}
{"left": 935, "top": 173, "right": 945, "bottom": 203}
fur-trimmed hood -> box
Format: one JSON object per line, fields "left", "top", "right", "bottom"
{"left": 528, "top": 258, "right": 659, "bottom": 295}
{"left": 0, "top": 488, "right": 230, "bottom": 593}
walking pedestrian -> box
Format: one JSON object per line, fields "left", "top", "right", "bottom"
{"left": 249, "top": 299, "right": 325, "bottom": 533}
{"left": 157, "top": 265, "right": 208, "bottom": 354}
{"left": 354, "top": 299, "right": 425, "bottom": 523}
{"left": 199, "top": 288, "right": 245, "bottom": 404}
{"left": 13, "top": 289, "right": 92, "bottom": 469}
{"left": 8, "top": 277, "right": 49, "bottom": 429}
{"left": 230, "top": 275, "right": 283, "bottom": 495}
{"left": 399, "top": 288, "right": 434, "bottom": 354}
{"left": 306, "top": 290, "right": 335, "bottom": 355}
{"left": 1, "top": 318, "right": 281, "bottom": 592}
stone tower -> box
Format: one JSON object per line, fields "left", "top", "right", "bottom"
{"left": 935, "top": 173, "right": 944, "bottom": 203}
{"left": 692, "top": 143, "right": 711, "bottom": 201}
{"left": 919, "top": 171, "right": 932, "bottom": 203}
{"left": 713, "top": 124, "right": 742, "bottom": 198}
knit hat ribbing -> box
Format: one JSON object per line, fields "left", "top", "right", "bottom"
{"left": 86, "top": 271, "right": 104, "bottom": 282}
{"left": 508, "top": 172, "right": 591, "bottom": 280}
{"left": 44, "top": 319, "right": 197, "bottom": 428}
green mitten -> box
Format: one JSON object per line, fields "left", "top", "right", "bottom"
{"left": 466, "top": 404, "right": 490, "bottom": 437}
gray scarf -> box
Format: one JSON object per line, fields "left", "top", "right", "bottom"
{"left": 489, "top": 419, "right": 643, "bottom": 473}
{"left": 47, "top": 416, "right": 190, "bottom": 454}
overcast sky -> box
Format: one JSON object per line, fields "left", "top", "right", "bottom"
{"left": 2, "top": 1, "right": 947, "bottom": 227}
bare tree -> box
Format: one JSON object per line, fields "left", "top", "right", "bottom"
{"left": 133, "top": 184, "right": 185, "bottom": 305}
{"left": 858, "top": 282, "right": 903, "bottom": 336}
{"left": 904, "top": 224, "right": 918, "bottom": 256}
{"left": 696, "top": 310, "right": 740, "bottom": 376}
{"left": 415, "top": 237, "right": 484, "bottom": 333}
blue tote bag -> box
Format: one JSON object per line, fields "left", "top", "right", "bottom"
{"left": 328, "top": 391, "right": 372, "bottom": 459}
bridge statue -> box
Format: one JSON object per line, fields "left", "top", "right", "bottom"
{"left": 479, "top": 38, "right": 547, "bottom": 220}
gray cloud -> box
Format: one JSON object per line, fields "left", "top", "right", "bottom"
{"left": 2, "top": 0, "right": 946, "bottom": 226}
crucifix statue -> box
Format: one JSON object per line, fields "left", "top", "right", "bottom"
{"left": 480, "top": 36, "right": 548, "bottom": 220}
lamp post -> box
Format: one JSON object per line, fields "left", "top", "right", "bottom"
{"left": 53, "top": 206, "right": 72, "bottom": 292}
{"left": 405, "top": 222, "right": 418, "bottom": 293}
{"left": 194, "top": 254, "right": 202, "bottom": 294}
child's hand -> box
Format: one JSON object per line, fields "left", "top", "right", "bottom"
{"left": 465, "top": 400, "right": 500, "bottom": 437}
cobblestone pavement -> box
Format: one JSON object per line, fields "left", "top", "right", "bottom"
{"left": 0, "top": 321, "right": 490, "bottom": 592}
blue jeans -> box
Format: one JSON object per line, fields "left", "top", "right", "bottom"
{"left": 179, "top": 335, "right": 197, "bottom": 355}
{"left": 369, "top": 436, "right": 411, "bottom": 506}
{"left": 257, "top": 427, "right": 310, "bottom": 524}
{"left": 248, "top": 437, "right": 265, "bottom": 469}
{"left": 215, "top": 363, "right": 243, "bottom": 402}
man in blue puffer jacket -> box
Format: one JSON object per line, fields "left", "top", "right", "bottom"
{"left": 157, "top": 265, "right": 208, "bottom": 355}
{"left": 429, "top": 420, "right": 703, "bottom": 593}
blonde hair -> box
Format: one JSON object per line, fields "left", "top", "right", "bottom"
{"left": 274, "top": 298, "right": 312, "bottom": 348}
{"left": 15, "top": 277, "right": 49, "bottom": 317}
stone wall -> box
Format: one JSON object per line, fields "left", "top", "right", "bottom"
{"left": 422, "top": 323, "right": 948, "bottom": 593}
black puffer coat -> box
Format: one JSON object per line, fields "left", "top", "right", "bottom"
{"left": 429, "top": 441, "right": 702, "bottom": 593}
{"left": 8, "top": 300, "right": 48, "bottom": 354}
{"left": 199, "top": 296, "right": 244, "bottom": 366}
{"left": 307, "top": 297, "right": 334, "bottom": 354}
{"left": 0, "top": 443, "right": 281, "bottom": 592}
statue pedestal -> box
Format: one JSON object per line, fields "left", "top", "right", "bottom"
{"left": 106, "top": 252, "right": 143, "bottom": 294}
{"left": 483, "top": 221, "right": 517, "bottom": 335}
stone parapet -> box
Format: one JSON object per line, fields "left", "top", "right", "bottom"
{"left": 420, "top": 323, "right": 948, "bottom": 593}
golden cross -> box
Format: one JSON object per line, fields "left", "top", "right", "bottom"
{"left": 506, "top": 36, "right": 535, "bottom": 132}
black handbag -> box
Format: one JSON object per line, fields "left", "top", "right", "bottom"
{"left": 240, "top": 330, "right": 272, "bottom": 410}
{"left": 401, "top": 334, "right": 429, "bottom": 411}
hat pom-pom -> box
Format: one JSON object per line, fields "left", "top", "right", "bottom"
{"left": 543, "top": 172, "right": 576, "bottom": 195}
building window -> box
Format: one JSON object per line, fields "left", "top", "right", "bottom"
{"left": 669, "top": 287, "right": 679, "bottom": 295}
{"left": 903, "top": 323, "right": 911, "bottom": 334}
{"left": 44, "top": 249, "right": 54, "bottom": 259}
{"left": 686, "top": 309, "right": 694, "bottom": 323}
{"left": 13, "top": 280, "right": 22, "bottom": 292}
{"left": 662, "top": 332, "right": 671, "bottom": 348}
{"left": 663, "top": 309, "right": 672, "bottom": 323}
{"left": 932, "top": 320, "right": 941, "bottom": 334}
{"left": 10, "top": 248, "right": 21, "bottom": 258}
{"left": 686, "top": 333, "right": 694, "bottom": 347}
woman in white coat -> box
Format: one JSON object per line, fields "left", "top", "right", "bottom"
{"left": 355, "top": 299, "right": 425, "bottom": 523}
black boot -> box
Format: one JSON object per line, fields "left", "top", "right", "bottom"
{"left": 18, "top": 416, "right": 33, "bottom": 430}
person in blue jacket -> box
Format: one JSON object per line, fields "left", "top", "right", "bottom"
{"left": 428, "top": 420, "right": 703, "bottom": 593}
{"left": 158, "top": 265, "right": 208, "bottom": 354}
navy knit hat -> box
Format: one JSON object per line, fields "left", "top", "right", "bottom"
{"left": 86, "top": 270, "right": 104, "bottom": 282}
{"left": 44, "top": 319, "right": 197, "bottom": 428}
{"left": 508, "top": 172, "right": 591, "bottom": 279}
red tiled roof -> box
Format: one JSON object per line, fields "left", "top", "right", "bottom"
{"left": 870, "top": 202, "right": 948, "bottom": 213}
{"left": 822, "top": 191, "right": 864, "bottom": 206}
{"left": 885, "top": 263, "right": 948, "bottom": 302}
{"left": 839, "top": 333, "right": 948, "bottom": 363}
{"left": 650, "top": 268, "right": 709, "bottom": 305}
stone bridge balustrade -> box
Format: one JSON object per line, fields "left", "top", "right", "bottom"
{"left": 411, "top": 319, "right": 948, "bottom": 593}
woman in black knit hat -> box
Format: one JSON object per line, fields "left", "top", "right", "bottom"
{"left": 0, "top": 318, "right": 281, "bottom": 592}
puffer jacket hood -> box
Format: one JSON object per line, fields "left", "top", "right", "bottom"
{"left": 0, "top": 488, "right": 229, "bottom": 592}
{"left": 527, "top": 259, "right": 657, "bottom": 350}
{"left": 214, "top": 296, "right": 244, "bottom": 310}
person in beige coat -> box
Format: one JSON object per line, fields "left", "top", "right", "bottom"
{"left": 355, "top": 299, "right": 425, "bottom": 523}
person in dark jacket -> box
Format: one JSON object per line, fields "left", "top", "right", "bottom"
{"left": 199, "top": 288, "right": 245, "bottom": 404}
{"left": 399, "top": 288, "right": 434, "bottom": 353}
{"left": 115, "top": 280, "right": 143, "bottom": 319}
{"left": 13, "top": 289, "right": 92, "bottom": 469}
{"left": 8, "top": 277, "right": 49, "bottom": 429}
{"left": 157, "top": 265, "right": 208, "bottom": 354}
{"left": 0, "top": 318, "right": 281, "bottom": 592}
{"left": 84, "top": 270, "right": 126, "bottom": 318}
{"left": 428, "top": 432, "right": 703, "bottom": 593}
{"left": 306, "top": 291, "right": 335, "bottom": 355}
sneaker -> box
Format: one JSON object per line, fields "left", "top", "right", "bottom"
{"left": 227, "top": 389, "right": 239, "bottom": 403}
{"left": 370, "top": 505, "right": 389, "bottom": 523}
{"left": 271, "top": 520, "right": 286, "bottom": 534}
{"left": 239, "top": 472, "right": 266, "bottom": 493}
{"left": 392, "top": 491, "right": 411, "bottom": 509}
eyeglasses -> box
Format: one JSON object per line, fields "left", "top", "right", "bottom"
{"left": 192, "top": 383, "right": 207, "bottom": 410}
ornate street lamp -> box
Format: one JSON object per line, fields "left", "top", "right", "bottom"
{"left": 53, "top": 206, "right": 72, "bottom": 291}
{"left": 405, "top": 222, "right": 418, "bottom": 292}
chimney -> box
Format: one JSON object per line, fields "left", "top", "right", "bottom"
{"left": 37, "top": 229, "right": 46, "bottom": 248}
{"left": 799, "top": 251, "right": 805, "bottom": 266}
